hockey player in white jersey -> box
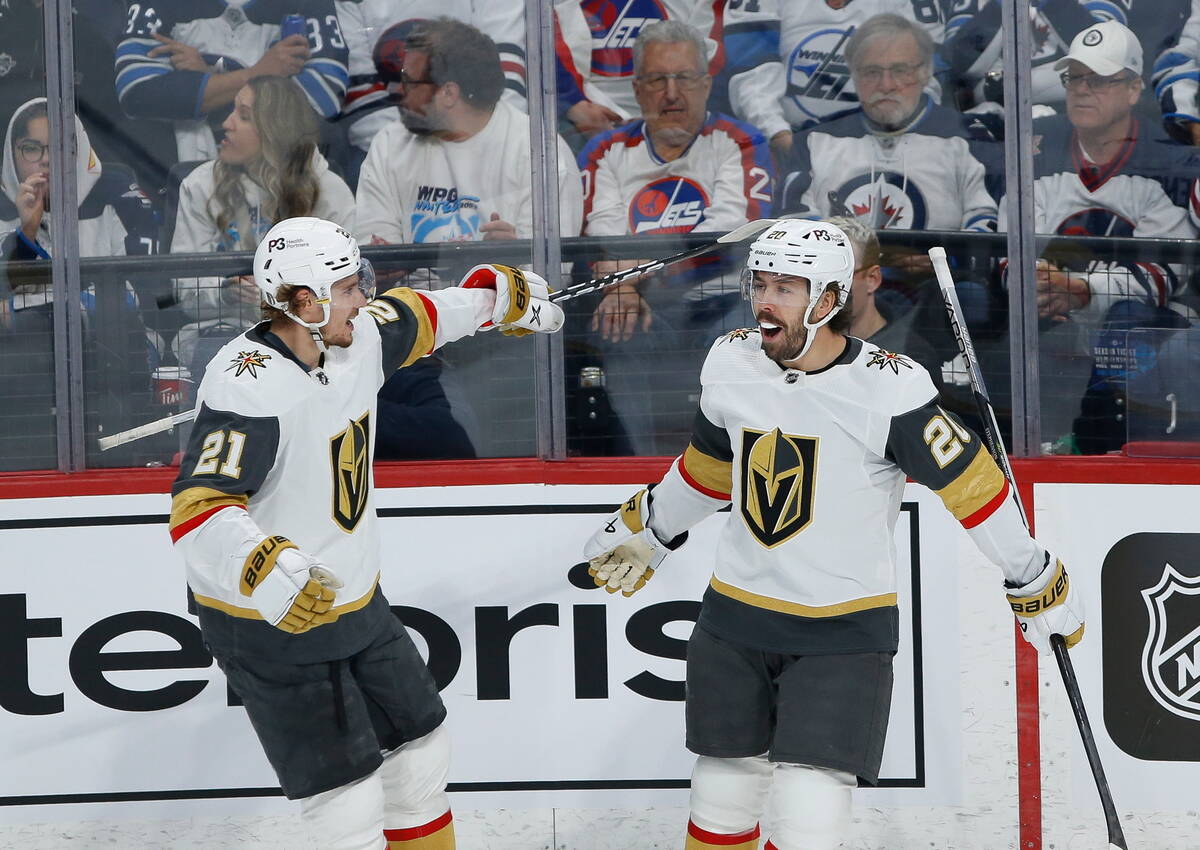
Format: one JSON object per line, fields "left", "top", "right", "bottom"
{"left": 580, "top": 219, "right": 1084, "bottom": 850}
{"left": 169, "top": 216, "right": 563, "bottom": 849}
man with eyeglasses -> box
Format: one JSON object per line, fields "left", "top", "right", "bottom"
{"left": 999, "top": 20, "right": 1195, "bottom": 329}
{"left": 577, "top": 19, "right": 773, "bottom": 456}
{"left": 356, "top": 17, "right": 581, "bottom": 250}
{"left": 780, "top": 13, "right": 998, "bottom": 317}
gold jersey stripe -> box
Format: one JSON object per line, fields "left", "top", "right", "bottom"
{"left": 681, "top": 445, "right": 733, "bottom": 497}
{"left": 934, "top": 444, "right": 1007, "bottom": 522}
{"left": 385, "top": 288, "right": 437, "bottom": 367}
{"left": 193, "top": 574, "right": 381, "bottom": 621}
{"left": 710, "top": 576, "right": 897, "bottom": 618}
{"left": 169, "top": 487, "right": 248, "bottom": 533}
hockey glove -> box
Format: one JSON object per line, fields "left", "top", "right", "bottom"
{"left": 583, "top": 489, "right": 686, "bottom": 596}
{"left": 239, "top": 536, "right": 343, "bottom": 634}
{"left": 1006, "top": 556, "right": 1085, "bottom": 655}
{"left": 459, "top": 263, "right": 565, "bottom": 336}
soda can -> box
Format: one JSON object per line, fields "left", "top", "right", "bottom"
{"left": 280, "top": 13, "right": 307, "bottom": 40}
{"left": 153, "top": 366, "right": 193, "bottom": 408}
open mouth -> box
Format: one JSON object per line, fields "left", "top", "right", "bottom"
{"left": 759, "top": 320, "right": 782, "bottom": 341}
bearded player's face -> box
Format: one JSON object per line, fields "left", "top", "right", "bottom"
{"left": 749, "top": 271, "right": 814, "bottom": 364}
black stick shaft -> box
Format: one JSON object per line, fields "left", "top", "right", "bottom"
{"left": 928, "top": 248, "right": 1127, "bottom": 849}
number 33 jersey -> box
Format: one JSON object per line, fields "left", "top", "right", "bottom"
{"left": 647, "top": 332, "right": 1046, "bottom": 654}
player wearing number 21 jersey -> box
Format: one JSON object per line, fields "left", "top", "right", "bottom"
{"left": 581, "top": 219, "right": 1084, "bottom": 850}
{"left": 168, "top": 217, "right": 563, "bottom": 849}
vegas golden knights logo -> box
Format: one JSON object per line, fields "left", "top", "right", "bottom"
{"left": 740, "top": 427, "right": 818, "bottom": 548}
{"left": 330, "top": 413, "right": 371, "bottom": 533}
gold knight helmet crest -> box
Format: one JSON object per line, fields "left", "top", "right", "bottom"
{"left": 740, "top": 427, "right": 819, "bottom": 548}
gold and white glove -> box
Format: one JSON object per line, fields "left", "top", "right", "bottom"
{"left": 459, "top": 263, "right": 565, "bottom": 336}
{"left": 239, "top": 535, "right": 343, "bottom": 634}
{"left": 583, "top": 489, "right": 686, "bottom": 596}
{"left": 1006, "top": 556, "right": 1085, "bottom": 655}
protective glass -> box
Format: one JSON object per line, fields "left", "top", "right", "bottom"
{"left": 855, "top": 62, "right": 924, "bottom": 84}
{"left": 636, "top": 71, "right": 709, "bottom": 92}
{"left": 1058, "top": 71, "right": 1136, "bottom": 92}
{"left": 740, "top": 268, "right": 812, "bottom": 308}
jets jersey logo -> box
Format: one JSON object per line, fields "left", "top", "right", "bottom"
{"left": 740, "top": 427, "right": 819, "bottom": 549}
{"left": 786, "top": 27, "right": 858, "bottom": 122}
{"left": 1141, "top": 562, "right": 1200, "bottom": 722}
{"left": 629, "top": 177, "right": 710, "bottom": 234}
{"left": 1056, "top": 208, "right": 1135, "bottom": 239}
{"left": 833, "top": 171, "right": 929, "bottom": 229}
{"left": 866, "top": 347, "right": 914, "bottom": 374}
{"left": 226, "top": 350, "right": 272, "bottom": 378}
{"left": 585, "top": 0, "right": 668, "bottom": 77}
{"left": 330, "top": 412, "right": 371, "bottom": 533}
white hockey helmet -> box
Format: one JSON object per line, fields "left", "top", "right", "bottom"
{"left": 252, "top": 216, "right": 376, "bottom": 332}
{"left": 741, "top": 219, "right": 854, "bottom": 357}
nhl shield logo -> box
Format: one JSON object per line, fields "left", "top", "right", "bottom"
{"left": 740, "top": 427, "right": 818, "bottom": 549}
{"left": 330, "top": 412, "right": 371, "bottom": 533}
{"left": 1140, "top": 562, "right": 1200, "bottom": 722}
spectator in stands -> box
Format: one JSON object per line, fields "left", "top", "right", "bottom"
{"left": 375, "top": 358, "right": 477, "bottom": 460}
{"left": 115, "top": 0, "right": 348, "bottom": 168}
{"left": 0, "top": 98, "right": 161, "bottom": 469}
{"left": 717, "top": 0, "right": 946, "bottom": 162}
{"left": 1004, "top": 20, "right": 1195, "bottom": 326}
{"left": 554, "top": 0, "right": 720, "bottom": 147}
{"left": 0, "top": 0, "right": 176, "bottom": 196}
{"left": 829, "top": 215, "right": 943, "bottom": 392}
{"left": 944, "top": 0, "right": 1189, "bottom": 132}
{"left": 334, "top": 1, "right": 528, "bottom": 186}
{"left": 356, "top": 17, "right": 581, "bottom": 250}
{"left": 578, "top": 20, "right": 772, "bottom": 455}
{"left": 781, "top": 14, "right": 998, "bottom": 315}
{"left": 1153, "top": 0, "right": 1200, "bottom": 145}
{"left": 170, "top": 76, "right": 355, "bottom": 373}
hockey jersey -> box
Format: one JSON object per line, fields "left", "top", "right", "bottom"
{"left": 645, "top": 332, "right": 1047, "bottom": 654}
{"left": 116, "top": 0, "right": 349, "bottom": 162}
{"left": 169, "top": 285, "right": 493, "bottom": 661}
{"left": 554, "top": 0, "right": 723, "bottom": 120}
{"left": 999, "top": 112, "right": 1199, "bottom": 316}
{"left": 719, "top": 0, "right": 946, "bottom": 137}
{"left": 1153, "top": 0, "right": 1200, "bottom": 128}
{"left": 356, "top": 100, "right": 583, "bottom": 245}
{"left": 782, "top": 97, "right": 998, "bottom": 232}
{"left": 334, "top": 0, "right": 529, "bottom": 152}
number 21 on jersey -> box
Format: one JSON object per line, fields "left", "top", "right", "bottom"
{"left": 193, "top": 429, "right": 247, "bottom": 478}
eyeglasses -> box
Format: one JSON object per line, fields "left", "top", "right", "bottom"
{"left": 1059, "top": 71, "right": 1136, "bottom": 92}
{"left": 16, "top": 140, "right": 49, "bottom": 163}
{"left": 383, "top": 69, "right": 439, "bottom": 89}
{"left": 855, "top": 62, "right": 925, "bottom": 84}
{"left": 635, "top": 71, "right": 709, "bottom": 92}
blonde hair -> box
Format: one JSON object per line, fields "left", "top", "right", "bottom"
{"left": 209, "top": 76, "right": 321, "bottom": 249}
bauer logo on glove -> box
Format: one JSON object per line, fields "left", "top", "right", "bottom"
{"left": 1005, "top": 556, "right": 1085, "bottom": 654}
{"left": 459, "top": 263, "right": 565, "bottom": 336}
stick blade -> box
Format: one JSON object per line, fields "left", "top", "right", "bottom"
{"left": 716, "top": 218, "right": 778, "bottom": 243}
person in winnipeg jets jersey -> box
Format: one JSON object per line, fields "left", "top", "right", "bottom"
{"left": 168, "top": 217, "right": 564, "bottom": 849}
{"left": 554, "top": 0, "right": 722, "bottom": 138}
{"left": 1000, "top": 19, "right": 1197, "bottom": 325}
{"left": 116, "top": 0, "right": 349, "bottom": 166}
{"left": 581, "top": 218, "right": 1084, "bottom": 850}
{"left": 577, "top": 20, "right": 773, "bottom": 455}
{"left": 356, "top": 17, "right": 581, "bottom": 250}
{"left": 717, "top": 0, "right": 946, "bottom": 160}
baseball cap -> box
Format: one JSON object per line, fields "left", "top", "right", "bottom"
{"left": 1054, "top": 20, "right": 1142, "bottom": 77}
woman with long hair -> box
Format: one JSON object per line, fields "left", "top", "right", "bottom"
{"left": 172, "top": 75, "right": 354, "bottom": 368}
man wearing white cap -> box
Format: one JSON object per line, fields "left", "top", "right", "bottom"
{"left": 998, "top": 19, "right": 1195, "bottom": 327}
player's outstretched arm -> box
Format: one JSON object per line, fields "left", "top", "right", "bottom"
{"left": 886, "top": 398, "right": 1085, "bottom": 654}
{"left": 459, "top": 263, "right": 565, "bottom": 336}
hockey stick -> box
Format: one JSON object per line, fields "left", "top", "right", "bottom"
{"left": 548, "top": 218, "right": 778, "bottom": 304}
{"left": 98, "top": 408, "right": 196, "bottom": 451}
{"left": 100, "top": 220, "right": 778, "bottom": 451}
{"left": 928, "top": 247, "right": 1127, "bottom": 850}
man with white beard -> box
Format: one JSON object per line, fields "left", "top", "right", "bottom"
{"left": 780, "top": 13, "right": 999, "bottom": 312}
